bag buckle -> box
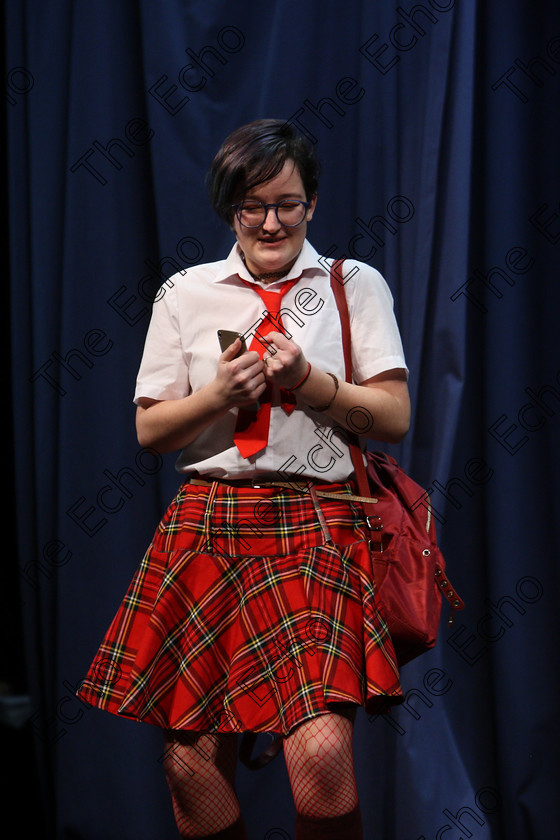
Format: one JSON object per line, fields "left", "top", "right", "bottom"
{"left": 367, "top": 515, "right": 383, "bottom": 552}
{"left": 367, "top": 514, "right": 383, "bottom": 531}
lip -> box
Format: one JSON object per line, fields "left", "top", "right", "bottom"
{"left": 258, "top": 238, "right": 287, "bottom": 246}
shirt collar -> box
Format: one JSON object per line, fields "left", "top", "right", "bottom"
{"left": 214, "top": 238, "right": 329, "bottom": 286}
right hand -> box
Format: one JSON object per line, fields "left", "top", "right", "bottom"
{"left": 214, "top": 338, "right": 267, "bottom": 407}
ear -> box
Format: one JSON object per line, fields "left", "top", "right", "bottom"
{"left": 306, "top": 192, "right": 318, "bottom": 221}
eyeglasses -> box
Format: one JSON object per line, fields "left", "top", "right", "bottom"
{"left": 232, "top": 199, "right": 311, "bottom": 229}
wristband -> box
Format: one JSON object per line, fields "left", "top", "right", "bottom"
{"left": 286, "top": 361, "right": 312, "bottom": 391}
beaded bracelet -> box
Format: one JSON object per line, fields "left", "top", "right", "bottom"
{"left": 310, "top": 372, "right": 339, "bottom": 412}
{"left": 286, "top": 361, "right": 312, "bottom": 391}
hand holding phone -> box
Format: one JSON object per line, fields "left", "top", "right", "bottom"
{"left": 217, "top": 330, "right": 247, "bottom": 357}
{"left": 217, "top": 330, "right": 261, "bottom": 411}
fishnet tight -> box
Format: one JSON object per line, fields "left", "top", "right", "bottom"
{"left": 162, "top": 711, "right": 359, "bottom": 837}
{"left": 162, "top": 730, "right": 240, "bottom": 838}
{"left": 283, "top": 711, "right": 359, "bottom": 819}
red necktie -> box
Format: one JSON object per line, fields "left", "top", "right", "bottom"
{"left": 233, "top": 277, "right": 299, "bottom": 458}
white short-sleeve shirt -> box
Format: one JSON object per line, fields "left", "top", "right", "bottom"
{"left": 134, "top": 239, "right": 407, "bottom": 480}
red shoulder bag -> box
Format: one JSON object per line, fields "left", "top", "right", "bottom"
{"left": 329, "top": 260, "right": 465, "bottom": 666}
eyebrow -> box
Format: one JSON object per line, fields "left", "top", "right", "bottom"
{"left": 244, "top": 192, "right": 306, "bottom": 201}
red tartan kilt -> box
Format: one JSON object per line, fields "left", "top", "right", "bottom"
{"left": 77, "top": 480, "right": 403, "bottom": 735}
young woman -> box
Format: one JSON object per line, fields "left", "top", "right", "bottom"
{"left": 78, "top": 118, "right": 410, "bottom": 840}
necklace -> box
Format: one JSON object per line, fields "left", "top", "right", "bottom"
{"left": 240, "top": 252, "right": 288, "bottom": 284}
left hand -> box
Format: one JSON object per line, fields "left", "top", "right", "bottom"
{"left": 262, "top": 331, "right": 309, "bottom": 390}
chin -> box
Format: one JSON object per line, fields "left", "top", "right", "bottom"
{"left": 255, "top": 242, "right": 296, "bottom": 271}
{"left": 237, "top": 226, "right": 305, "bottom": 277}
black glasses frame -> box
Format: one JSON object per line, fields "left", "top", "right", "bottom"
{"left": 231, "top": 199, "right": 312, "bottom": 228}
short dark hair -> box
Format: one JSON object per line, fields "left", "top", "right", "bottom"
{"left": 207, "top": 119, "right": 320, "bottom": 225}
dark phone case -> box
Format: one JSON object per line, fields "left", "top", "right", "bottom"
{"left": 218, "top": 330, "right": 246, "bottom": 358}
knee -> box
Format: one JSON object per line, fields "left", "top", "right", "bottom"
{"left": 286, "top": 717, "right": 354, "bottom": 792}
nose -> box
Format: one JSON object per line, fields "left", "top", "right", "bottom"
{"left": 262, "top": 205, "right": 282, "bottom": 233}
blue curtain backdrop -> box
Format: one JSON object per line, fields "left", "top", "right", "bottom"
{"left": 6, "top": 0, "right": 560, "bottom": 838}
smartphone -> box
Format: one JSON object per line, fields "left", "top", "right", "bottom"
{"left": 218, "top": 329, "right": 247, "bottom": 357}
{"left": 217, "top": 330, "right": 259, "bottom": 412}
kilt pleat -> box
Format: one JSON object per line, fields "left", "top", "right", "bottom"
{"left": 77, "top": 481, "right": 403, "bottom": 734}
